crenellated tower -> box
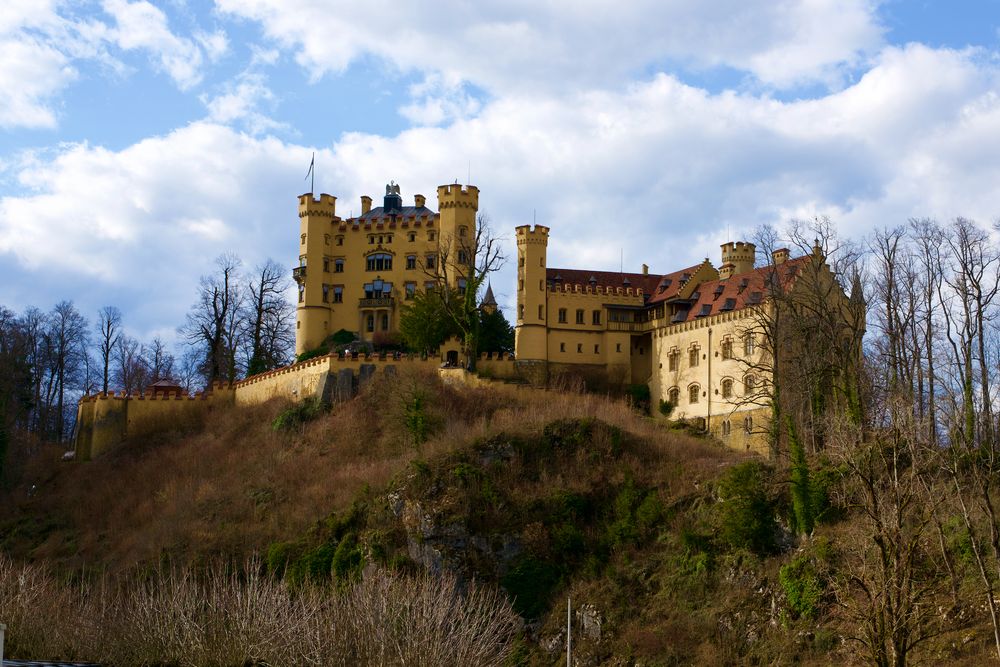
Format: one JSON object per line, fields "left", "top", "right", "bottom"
{"left": 719, "top": 241, "right": 756, "bottom": 280}
{"left": 295, "top": 193, "right": 337, "bottom": 354}
{"left": 515, "top": 224, "right": 549, "bottom": 366}
{"left": 436, "top": 184, "right": 479, "bottom": 288}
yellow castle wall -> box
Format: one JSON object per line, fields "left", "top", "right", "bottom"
{"left": 295, "top": 184, "right": 479, "bottom": 355}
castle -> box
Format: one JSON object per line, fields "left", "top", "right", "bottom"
{"left": 74, "top": 180, "right": 862, "bottom": 461}
{"left": 513, "top": 225, "right": 863, "bottom": 454}
{"left": 294, "top": 182, "right": 478, "bottom": 356}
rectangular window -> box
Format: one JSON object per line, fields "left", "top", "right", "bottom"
{"left": 334, "top": 259, "right": 344, "bottom": 273}
{"left": 689, "top": 347, "right": 699, "bottom": 367}
{"left": 426, "top": 255, "right": 436, "bottom": 269}
{"left": 458, "top": 250, "right": 468, "bottom": 264}
{"left": 298, "top": 284, "right": 304, "bottom": 303}
{"left": 366, "top": 253, "right": 392, "bottom": 271}
{"left": 458, "top": 278, "right": 467, "bottom": 295}
{"left": 616, "top": 343, "right": 621, "bottom": 353}
{"left": 406, "top": 255, "right": 416, "bottom": 270}
{"left": 592, "top": 310, "right": 601, "bottom": 325}
{"left": 322, "top": 284, "right": 330, "bottom": 302}
{"left": 558, "top": 308, "right": 567, "bottom": 323}
{"left": 425, "top": 281, "right": 436, "bottom": 291}
{"left": 744, "top": 334, "right": 755, "bottom": 356}
{"left": 336, "top": 236, "right": 343, "bottom": 246}
{"left": 366, "top": 314, "right": 374, "bottom": 332}
{"left": 538, "top": 305, "right": 544, "bottom": 320}
{"left": 405, "top": 282, "right": 416, "bottom": 299}
{"left": 576, "top": 309, "right": 584, "bottom": 324}
{"left": 323, "top": 257, "right": 330, "bottom": 272}
{"left": 560, "top": 342, "right": 566, "bottom": 352}
{"left": 577, "top": 343, "right": 583, "bottom": 353}
{"left": 668, "top": 350, "right": 679, "bottom": 371}
{"left": 722, "top": 339, "right": 733, "bottom": 360}
{"left": 594, "top": 344, "right": 600, "bottom": 354}
{"left": 333, "top": 286, "right": 343, "bottom": 303}
{"left": 381, "top": 313, "right": 389, "bottom": 330}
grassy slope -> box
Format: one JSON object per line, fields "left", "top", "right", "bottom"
{"left": 2, "top": 368, "right": 996, "bottom": 665}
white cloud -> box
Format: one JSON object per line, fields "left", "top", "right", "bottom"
{"left": 2, "top": 43, "right": 999, "bottom": 331}
{"left": 101, "top": 0, "right": 208, "bottom": 89}
{"left": 201, "top": 70, "right": 287, "bottom": 135}
{"left": 215, "top": 0, "right": 884, "bottom": 94}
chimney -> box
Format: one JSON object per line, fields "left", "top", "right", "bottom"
{"left": 414, "top": 194, "right": 426, "bottom": 208}
{"left": 772, "top": 248, "right": 789, "bottom": 265}
{"left": 361, "top": 195, "right": 372, "bottom": 215}
{"left": 642, "top": 263, "right": 649, "bottom": 275}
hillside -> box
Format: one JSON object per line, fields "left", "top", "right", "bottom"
{"left": 1, "top": 368, "right": 997, "bottom": 665}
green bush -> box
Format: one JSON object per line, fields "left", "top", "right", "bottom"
{"left": 716, "top": 461, "right": 779, "bottom": 555}
{"left": 404, "top": 391, "right": 430, "bottom": 445}
{"left": 332, "top": 533, "right": 364, "bottom": 582}
{"left": 779, "top": 554, "right": 824, "bottom": 620}
{"left": 271, "top": 397, "right": 328, "bottom": 431}
{"left": 658, "top": 399, "right": 675, "bottom": 417}
{"left": 626, "top": 384, "right": 651, "bottom": 412}
{"left": 501, "top": 555, "right": 561, "bottom": 618}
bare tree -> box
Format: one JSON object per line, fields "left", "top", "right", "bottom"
{"left": 145, "top": 337, "right": 175, "bottom": 384}
{"left": 421, "top": 213, "right": 505, "bottom": 370}
{"left": 114, "top": 335, "right": 146, "bottom": 395}
{"left": 242, "top": 259, "right": 294, "bottom": 376}
{"left": 181, "top": 253, "right": 245, "bottom": 385}
{"left": 96, "top": 306, "right": 122, "bottom": 394}
{"left": 43, "top": 301, "right": 89, "bottom": 441}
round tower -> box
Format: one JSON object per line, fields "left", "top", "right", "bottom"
{"left": 515, "top": 224, "right": 549, "bottom": 375}
{"left": 719, "top": 241, "right": 756, "bottom": 280}
{"left": 295, "top": 193, "right": 337, "bottom": 355}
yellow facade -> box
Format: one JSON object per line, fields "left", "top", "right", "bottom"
{"left": 513, "top": 227, "right": 859, "bottom": 455}
{"left": 295, "top": 182, "right": 479, "bottom": 355}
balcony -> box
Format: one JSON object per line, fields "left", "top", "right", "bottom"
{"left": 292, "top": 266, "right": 306, "bottom": 283}
{"left": 607, "top": 320, "right": 654, "bottom": 333}
{"left": 359, "top": 297, "right": 395, "bottom": 308}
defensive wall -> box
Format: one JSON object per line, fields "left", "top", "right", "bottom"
{"left": 73, "top": 351, "right": 520, "bottom": 460}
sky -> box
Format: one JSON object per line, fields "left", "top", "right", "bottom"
{"left": 1, "top": 0, "right": 999, "bottom": 345}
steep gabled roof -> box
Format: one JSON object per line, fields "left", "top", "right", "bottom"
{"left": 669, "top": 256, "right": 812, "bottom": 323}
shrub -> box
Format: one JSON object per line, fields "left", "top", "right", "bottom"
{"left": 626, "top": 384, "right": 651, "bottom": 412}
{"left": 716, "top": 461, "right": 779, "bottom": 555}
{"left": 779, "top": 554, "right": 824, "bottom": 620}
{"left": 272, "top": 397, "right": 328, "bottom": 431}
{"left": 658, "top": 399, "right": 675, "bottom": 417}
{"left": 501, "top": 555, "right": 561, "bottom": 618}
{"left": 404, "top": 391, "right": 430, "bottom": 445}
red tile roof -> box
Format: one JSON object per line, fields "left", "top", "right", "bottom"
{"left": 670, "top": 256, "right": 811, "bottom": 322}
{"left": 546, "top": 268, "right": 662, "bottom": 295}
{"left": 547, "top": 255, "right": 813, "bottom": 322}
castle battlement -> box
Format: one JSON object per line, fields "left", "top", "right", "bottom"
{"left": 516, "top": 224, "right": 549, "bottom": 244}
{"left": 298, "top": 193, "right": 337, "bottom": 218}
{"left": 437, "top": 184, "right": 479, "bottom": 209}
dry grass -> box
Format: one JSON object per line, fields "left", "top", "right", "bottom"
{"left": 0, "top": 366, "right": 732, "bottom": 572}
{"left": 0, "top": 554, "right": 519, "bottom": 666}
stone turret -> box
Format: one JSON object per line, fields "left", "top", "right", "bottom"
{"left": 719, "top": 241, "right": 756, "bottom": 280}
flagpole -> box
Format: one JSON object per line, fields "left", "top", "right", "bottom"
{"left": 306, "top": 152, "right": 315, "bottom": 195}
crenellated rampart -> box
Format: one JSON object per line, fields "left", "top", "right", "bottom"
{"left": 73, "top": 352, "right": 520, "bottom": 460}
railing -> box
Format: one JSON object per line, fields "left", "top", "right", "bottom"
{"left": 607, "top": 320, "right": 654, "bottom": 332}
{"left": 359, "top": 297, "right": 395, "bottom": 308}
{"left": 292, "top": 266, "right": 306, "bottom": 282}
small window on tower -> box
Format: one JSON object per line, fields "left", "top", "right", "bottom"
{"left": 558, "top": 308, "right": 567, "bottom": 323}
{"left": 538, "top": 304, "right": 544, "bottom": 320}
{"left": 408, "top": 232, "right": 416, "bottom": 242}
{"left": 300, "top": 234, "right": 306, "bottom": 245}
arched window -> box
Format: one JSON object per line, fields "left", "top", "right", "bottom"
{"left": 689, "top": 345, "right": 700, "bottom": 367}
{"left": 667, "top": 348, "right": 679, "bottom": 371}
{"left": 689, "top": 384, "right": 700, "bottom": 404}
{"left": 744, "top": 415, "right": 753, "bottom": 433}
{"left": 744, "top": 374, "right": 756, "bottom": 393}
{"left": 459, "top": 225, "right": 468, "bottom": 237}
{"left": 743, "top": 333, "right": 755, "bottom": 356}
{"left": 722, "top": 378, "right": 733, "bottom": 398}
{"left": 721, "top": 338, "right": 733, "bottom": 360}
{"left": 366, "top": 253, "right": 392, "bottom": 271}
{"left": 668, "top": 387, "right": 680, "bottom": 404}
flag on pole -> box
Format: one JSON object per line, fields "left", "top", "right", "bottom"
{"left": 305, "top": 152, "right": 315, "bottom": 194}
